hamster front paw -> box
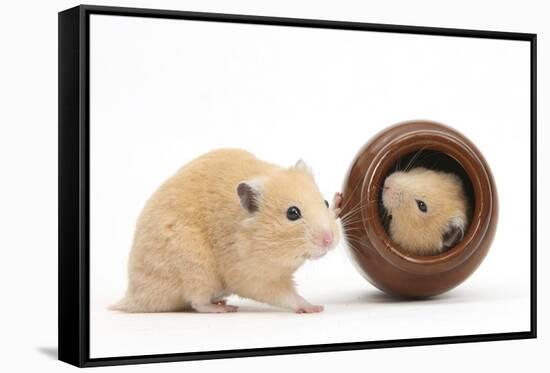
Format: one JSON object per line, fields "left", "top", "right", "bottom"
{"left": 332, "top": 192, "right": 343, "bottom": 218}
{"left": 296, "top": 304, "right": 324, "bottom": 313}
{"left": 294, "top": 295, "right": 324, "bottom": 313}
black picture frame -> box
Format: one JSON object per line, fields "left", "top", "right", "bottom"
{"left": 58, "top": 4, "right": 537, "bottom": 368}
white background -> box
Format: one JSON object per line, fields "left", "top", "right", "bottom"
{"left": 0, "top": 0, "right": 548, "bottom": 372}
{"left": 88, "top": 13, "right": 531, "bottom": 358}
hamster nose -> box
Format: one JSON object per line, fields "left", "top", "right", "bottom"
{"left": 321, "top": 232, "right": 334, "bottom": 248}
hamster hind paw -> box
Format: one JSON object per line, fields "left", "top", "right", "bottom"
{"left": 192, "top": 302, "right": 239, "bottom": 313}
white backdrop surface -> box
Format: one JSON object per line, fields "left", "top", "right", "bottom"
{"left": 89, "top": 14, "right": 530, "bottom": 358}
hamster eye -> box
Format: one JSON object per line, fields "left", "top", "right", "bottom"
{"left": 416, "top": 199, "right": 428, "bottom": 213}
{"left": 324, "top": 200, "right": 329, "bottom": 208}
{"left": 286, "top": 206, "right": 302, "bottom": 221}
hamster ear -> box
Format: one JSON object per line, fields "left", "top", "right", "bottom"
{"left": 442, "top": 216, "right": 466, "bottom": 250}
{"left": 294, "top": 159, "right": 313, "bottom": 176}
{"left": 237, "top": 180, "right": 262, "bottom": 213}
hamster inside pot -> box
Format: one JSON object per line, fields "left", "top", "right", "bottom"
{"left": 378, "top": 150, "right": 475, "bottom": 256}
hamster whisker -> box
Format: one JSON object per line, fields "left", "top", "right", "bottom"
{"left": 341, "top": 205, "right": 380, "bottom": 221}
{"left": 343, "top": 233, "right": 363, "bottom": 242}
{"left": 342, "top": 228, "right": 363, "bottom": 234}
{"left": 344, "top": 241, "right": 363, "bottom": 251}
{"left": 344, "top": 243, "right": 361, "bottom": 255}
{"left": 342, "top": 225, "right": 364, "bottom": 233}
{"left": 340, "top": 211, "right": 361, "bottom": 223}
{"left": 421, "top": 152, "right": 443, "bottom": 170}
{"left": 338, "top": 178, "right": 365, "bottom": 212}
{"left": 344, "top": 230, "right": 368, "bottom": 239}
{"left": 340, "top": 203, "right": 376, "bottom": 222}
{"left": 344, "top": 220, "right": 360, "bottom": 230}
{"left": 260, "top": 235, "right": 304, "bottom": 244}
{"left": 340, "top": 214, "right": 365, "bottom": 226}
{"left": 338, "top": 178, "right": 380, "bottom": 217}
{"left": 341, "top": 217, "right": 364, "bottom": 225}
{"left": 340, "top": 206, "right": 363, "bottom": 220}
{"left": 342, "top": 222, "right": 363, "bottom": 230}
{"left": 344, "top": 235, "right": 361, "bottom": 242}
{"left": 343, "top": 236, "right": 365, "bottom": 248}
{"left": 404, "top": 145, "right": 428, "bottom": 172}
{"left": 341, "top": 215, "right": 377, "bottom": 227}
{"left": 342, "top": 209, "right": 373, "bottom": 221}
{"left": 272, "top": 238, "right": 305, "bottom": 244}
{"left": 343, "top": 239, "right": 359, "bottom": 250}
{"left": 341, "top": 199, "right": 376, "bottom": 216}
{"left": 430, "top": 154, "right": 440, "bottom": 170}
{"left": 345, "top": 208, "right": 383, "bottom": 224}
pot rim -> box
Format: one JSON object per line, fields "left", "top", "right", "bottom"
{"left": 359, "top": 120, "right": 497, "bottom": 275}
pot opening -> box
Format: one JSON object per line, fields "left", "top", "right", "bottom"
{"left": 377, "top": 149, "right": 475, "bottom": 256}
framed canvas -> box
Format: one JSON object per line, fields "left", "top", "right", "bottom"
{"left": 58, "top": 4, "right": 537, "bottom": 368}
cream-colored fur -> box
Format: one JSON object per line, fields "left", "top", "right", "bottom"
{"left": 111, "top": 149, "right": 340, "bottom": 313}
{"left": 382, "top": 167, "right": 468, "bottom": 256}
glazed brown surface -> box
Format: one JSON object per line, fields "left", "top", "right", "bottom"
{"left": 341, "top": 120, "right": 498, "bottom": 297}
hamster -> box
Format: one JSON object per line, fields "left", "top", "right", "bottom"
{"left": 111, "top": 149, "right": 341, "bottom": 314}
{"left": 381, "top": 167, "right": 469, "bottom": 256}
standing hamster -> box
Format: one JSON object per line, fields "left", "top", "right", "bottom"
{"left": 381, "top": 167, "right": 469, "bottom": 256}
{"left": 111, "top": 149, "right": 341, "bottom": 313}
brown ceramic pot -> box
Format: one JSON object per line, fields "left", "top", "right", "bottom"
{"left": 341, "top": 120, "right": 498, "bottom": 298}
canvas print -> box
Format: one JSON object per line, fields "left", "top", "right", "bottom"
{"left": 58, "top": 5, "right": 536, "bottom": 367}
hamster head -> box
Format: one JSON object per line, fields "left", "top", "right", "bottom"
{"left": 382, "top": 167, "right": 468, "bottom": 255}
{"left": 236, "top": 160, "right": 341, "bottom": 269}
